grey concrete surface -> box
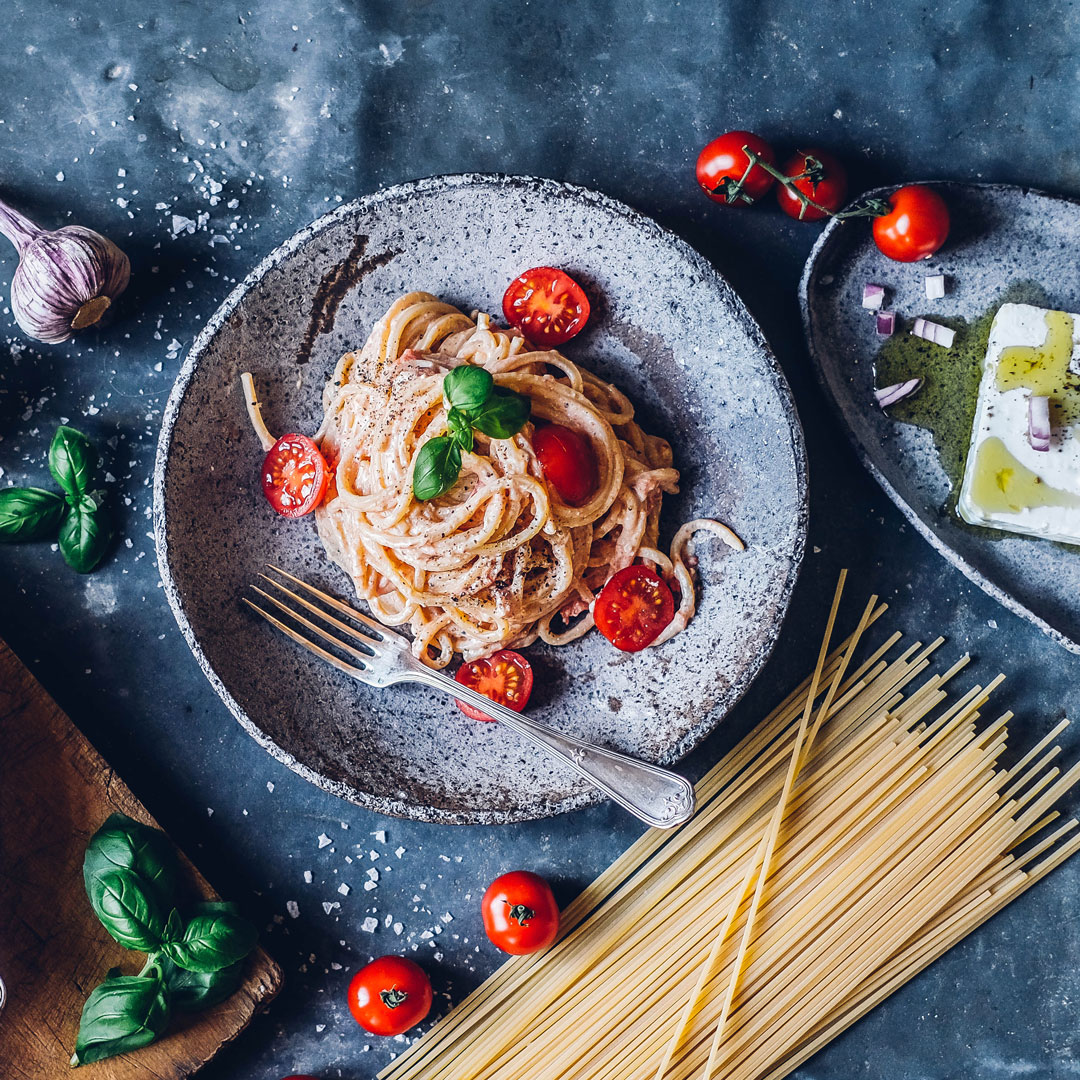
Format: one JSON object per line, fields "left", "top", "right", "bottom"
{"left": 1, "top": 2, "right": 1078, "bottom": 1077}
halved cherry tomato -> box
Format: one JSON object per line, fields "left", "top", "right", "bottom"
{"left": 482, "top": 871, "right": 560, "bottom": 955}
{"left": 872, "top": 185, "right": 950, "bottom": 262}
{"left": 696, "top": 131, "right": 776, "bottom": 206}
{"left": 261, "top": 434, "right": 329, "bottom": 518}
{"left": 532, "top": 423, "right": 598, "bottom": 507}
{"left": 502, "top": 267, "right": 590, "bottom": 347}
{"left": 594, "top": 565, "right": 675, "bottom": 652}
{"left": 455, "top": 650, "right": 533, "bottom": 722}
{"left": 347, "top": 956, "right": 431, "bottom": 1037}
{"left": 776, "top": 148, "right": 848, "bottom": 221}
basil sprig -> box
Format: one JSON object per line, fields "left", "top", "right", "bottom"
{"left": 72, "top": 814, "right": 259, "bottom": 1067}
{"left": 0, "top": 424, "right": 111, "bottom": 572}
{"left": 412, "top": 365, "right": 531, "bottom": 501}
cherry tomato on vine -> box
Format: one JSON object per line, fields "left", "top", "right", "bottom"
{"left": 455, "top": 650, "right": 534, "bottom": 722}
{"left": 482, "top": 871, "right": 560, "bottom": 955}
{"left": 532, "top": 423, "right": 599, "bottom": 506}
{"left": 695, "top": 131, "right": 776, "bottom": 206}
{"left": 594, "top": 564, "right": 675, "bottom": 652}
{"left": 872, "top": 185, "right": 950, "bottom": 262}
{"left": 502, "top": 267, "right": 590, "bottom": 346}
{"left": 261, "top": 434, "right": 329, "bottom": 518}
{"left": 347, "top": 956, "right": 432, "bottom": 1036}
{"left": 776, "top": 148, "right": 849, "bottom": 221}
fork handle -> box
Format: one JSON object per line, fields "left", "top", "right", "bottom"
{"left": 407, "top": 670, "right": 696, "bottom": 829}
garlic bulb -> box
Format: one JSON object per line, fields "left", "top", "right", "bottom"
{"left": 0, "top": 195, "right": 130, "bottom": 344}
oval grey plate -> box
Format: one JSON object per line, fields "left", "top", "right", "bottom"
{"left": 154, "top": 174, "right": 807, "bottom": 824}
{"left": 801, "top": 181, "right": 1080, "bottom": 655}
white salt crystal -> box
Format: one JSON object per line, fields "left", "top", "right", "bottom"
{"left": 338, "top": 883, "right": 351, "bottom": 896}
{"left": 317, "top": 833, "right": 332, "bottom": 849}
{"left": 362, "top": 916, "right": 379, "bottom": 933}
{"left": 286, "top": 900, "right": 300, "bottom": 919}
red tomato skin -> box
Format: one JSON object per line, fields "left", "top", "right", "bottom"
{"left": 347, "top": 956, "right": 432, "bottom": 1037}
{"left": 872, "top": 185, "right": 950, "bottom": 262}
{"left": 455, "top": 650, "right": 534, "bottom": 722}
{"left": 482, "top": 871, "right": 560, "bottom": 955}
{"left": 695, "top": 131, "right": 776, "bottom": 205}
{"left": 594, "top": 565, "right": 676, "bottom": 652}
{"left": 776, "top": 149, "right": 848, "bottom": 222}
{"left": 532, "top": 423, "right": 599, "bottom": 507}
{"left": 502, "top": 267, "right": 590, "bottom": 347}
{"left": 261, "top": 434, "right": 329, "bottom": 518}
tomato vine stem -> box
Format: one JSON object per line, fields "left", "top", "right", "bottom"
{"left": 739, "top": 145, "right": 892, "bottom": 221}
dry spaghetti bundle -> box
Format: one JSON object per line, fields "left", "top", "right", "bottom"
{"left": 380, "top": 577, "right": 1080, "bottom": 1080}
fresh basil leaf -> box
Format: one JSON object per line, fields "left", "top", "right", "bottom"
{"left": 71, "top": 973, "right": 170, "bottom": 1066}
{"left": 446, "top": 407, "right": 474, "bottom": 453}
{"left": 190, "top": 899, "right": 242, "bottom": 917}
{"left": 84, "top": 813, "right": 180, "bottom": 914}
{"left": 161, "top": 954, "right": 245, "bottom": 1012}
{"left": 0, "top": 487, "right": 66, "bottom": 542}
{"left": 89, "top": 868, "right": 168, "bottom": 952}
{"left": 48, "top": 425, "right": 95, "bottom": 501}
{"left": 442, "top": 364, "right": 493, "bottom": 412}
{"left": 468, "top": 387, "right": 531, "bottom": 439}
{"left": 58, "top": 502, "right": 111, "bottom": 573}
{"left": 161, "top": 911, "right": 259, "bottom": 974}
{"left": 412, "top": 436, "right": 462, "bottom": 501}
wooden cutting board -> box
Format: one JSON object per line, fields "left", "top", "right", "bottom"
{"left": 0, "top": 640, "right": 283, "bottom": 1078}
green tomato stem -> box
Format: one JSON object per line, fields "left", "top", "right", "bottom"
{"left": 739, "top": 146, "right": 892, "bottom": 221}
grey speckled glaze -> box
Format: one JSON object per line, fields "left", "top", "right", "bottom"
{"left": 155, "top": 173, "right": 807, "bottom": 824}
{"left": 801, "top": 182, "right": 1080, "bottom": 656}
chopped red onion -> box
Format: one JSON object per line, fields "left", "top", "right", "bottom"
{"left": 862, "top": 283, "right": 885, "bottom": 310}
{"left": 875, "top": 378, "right": 922, "bottom": 409}
{"left": 924, "top": 274, "right": 946, "bottom": 300}
{"left": 1028, "top": 395, "right": 1051, "bottom": 452}
{"left": 911, "top": 317, "right": 955, "bottom": 348}
{"left": 876, "top": 310, "right": 896, "bottom": 337}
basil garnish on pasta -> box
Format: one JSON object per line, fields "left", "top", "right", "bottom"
{"left": 412, "top": 365, "right": 531, "bottom": 500}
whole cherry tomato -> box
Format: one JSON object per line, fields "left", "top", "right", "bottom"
{"left": 532, "top": 423, "right": 599, "bottom": 506}
{"left": 593, "top": 564, "right": 675, "bottom": 651}
{"left": 776, "top": 148, "right": 849, "bottom": 221}
{"left": 695, "top": 131, "right": 776, "bottom": 206}
{"left": 261, "top": 434, "right": 329, "bottom": 518}
{"left": 347, "top": 956, "right": 432, "bottom": 1036}
{"left": 872, "top": 185, "right": 950, "bottom": 262}
{"left": 502, "top": 267, "right": 590, "bottom": 346}
{"left": 455, "top": 650, "right": 533, "bottom": 722}
{"left": 482, "top": 871, "right": 560, "bottom": 955}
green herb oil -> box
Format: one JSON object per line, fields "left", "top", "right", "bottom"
{"left": 872, "top": 281, "right": 1053, "bottom": 527}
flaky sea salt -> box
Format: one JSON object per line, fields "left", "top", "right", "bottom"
{"left": 362, "top": 917, "right": 379, "bottom": 933}
{"left": 318, "top": 833, "right": 333, "bottom": 849}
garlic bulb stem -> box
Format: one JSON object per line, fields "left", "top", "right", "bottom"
{"left": 0, "top": 198, "right": 40, "bottom": 253}
{"left": 0, "top": 193, "right": 131, "bottom": 345}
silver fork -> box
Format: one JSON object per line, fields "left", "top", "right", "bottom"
{"left": 244, "top": 566, "right": 696, "bottom": 829}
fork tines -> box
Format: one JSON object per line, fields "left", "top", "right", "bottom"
{"left": 243, "top": 566, "right": 394, "bottom": 680}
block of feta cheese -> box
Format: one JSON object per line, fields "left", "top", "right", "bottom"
{"left": 958, "top": 302, "right": 1080, "bottom": 543}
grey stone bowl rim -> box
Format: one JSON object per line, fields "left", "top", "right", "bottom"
{"left": 154, "top": 171, "right": 809, "bottom": 824}
{"left": 799, "top": 178, "right": 1080, "bottom": 657}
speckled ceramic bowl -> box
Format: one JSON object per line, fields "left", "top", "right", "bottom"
{"left": 154, "top": 174, "right": 807, "bottom": 824}
{"left": 801, "top": 181, "right": 1080, "bottom": 656}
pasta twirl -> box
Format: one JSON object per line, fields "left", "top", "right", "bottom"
{"left": 315, "top": 292, "right": 742, "bottom": 667}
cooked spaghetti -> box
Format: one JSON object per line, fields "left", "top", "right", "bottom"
{"left": 313, "top": 292, "right": 742, "bottom": 668}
